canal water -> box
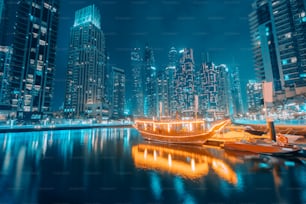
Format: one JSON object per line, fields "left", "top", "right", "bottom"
{"left": 0, "top": 128, "right": 305, "bottom": 204}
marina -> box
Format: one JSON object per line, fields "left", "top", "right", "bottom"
{"left": 0, "top": 126, "right": 305, "bottom": 203}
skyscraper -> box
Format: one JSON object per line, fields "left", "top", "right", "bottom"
{"left": 111, "top": 66, "right": 125, "bottom": 119}
{"left": 166, "top": 47, "right": 178, "bottom": 117}
{"left": 231, "top": 66, "right": 244, "bottom": 116}
{"left": 247, "top": 80, "right": 263, "bottom": 113}
{"left": 157, "top": 70, "right": 169, "bottom": 117}
{"left": 249, "top": 0, "right": 306, "bottom": 99}
{"left": 10, "top": 0, "right": 59, "bottom": 119}
{"left": 175, "top": 48, "right": 196, "bottom": 116}
{"left": 143, "top": 44, "right": 157, "bottom": 118}
{"left": 0, "top": 46, "right": 11, "bottom": 107}
{"left": 199, "top": 61, "right": 218, "bottom": 117}
{"left": 271, "top": 0, "right": 306, "bottom": 92}
{"left": 64, "top": 5, "right": 106, "bottom": 119}
{"left": 0, "top": 0, "right": 8, "bottom": 45}
{"left": 131, "top": 48, "right": 143, "bottom": 117}
{"left": 217, "top": 64, "right": 231, "bottom": 117}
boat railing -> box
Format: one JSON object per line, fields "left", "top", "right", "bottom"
{"left": 134, "top": 119, "right": 230, "bottom": 137}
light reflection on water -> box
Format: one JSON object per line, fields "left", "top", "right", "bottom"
{"left": 0, "top": 128, "right": 304, "bottom": 203}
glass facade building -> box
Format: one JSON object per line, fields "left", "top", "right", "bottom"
{"left": 198, "top": 60, "right": 231, "bottom": 119}
{"left": 64, "top": 4, "right": 106, "bottom": 119}
{"left": 247, "top": 80, "right": 263, "bottom": 113}
{"left": 249, "top": 0, "right": 306, "bottom": 98}
{"left": 231, "top": 66, "right": 244, "bottom": 115}
{"left": 142, "top": 44, "right": 157, "bottom": 118}
{"left": 110, "top": 66, "right": 125, "bottom": 119}
{"left": 130, "top": 48, "right": 143, "bottom": 117}
{"left": 174, "top": 48, "right": 197, "bottom": 116}
{"left": 0, "top": 46, "right": 11, "bottom": 107}
{"left": 10, "top": 0, "right": 59, "bottom": 119}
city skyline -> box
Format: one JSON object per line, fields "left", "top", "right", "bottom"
{"left": 1, "top": 0, "right": 305, "bottom": 120}
{"left": 54, "top": 0, "right": 255, "bottom": 110}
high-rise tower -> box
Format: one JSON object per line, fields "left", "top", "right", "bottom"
{"left": 247, "top": 80, "right": 263, "bottom": 113}
{"left": 166, "top": 47, "right": 177, "bottom": 117}
{"left": 143, "top": 44, "right": 157, "bottom": 118}
{"left": 10, "top": 0, "right": 59, "bottom": 119}
{"left": 175, "top": 48, "right": 196, "bottom": 115}
{"left": 111, "top": 66, "right": 125, "bottom": 119}
{"left": 0, "top": 0, "right": 7, "bottom": 44}
{"left": 249, "top": 0, "right": 306, "bottom": 99}
{"left": 64, "top": 5, "right": 106, "bottom": 119}
{"left": 131, "top": 48, "right": 143, "bottom": 117}
{"left": 231, "top": 66, "right": 244, "bottom": 116}
{"left": 0, "top": 46, "right": 12, "bottom": 107}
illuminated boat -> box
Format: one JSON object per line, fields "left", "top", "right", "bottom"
{"left": 132, "top": 143, "right": 238, "bottom": 184}
{"left": 134, "top": 119, "right": 230, "bottom": 145}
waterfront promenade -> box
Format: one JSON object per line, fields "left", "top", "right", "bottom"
{"left": 0, "top": 118, "right": 304, "bottom": 135}
{"left": 0, "top": 121, "right": 133, "bottom": 133}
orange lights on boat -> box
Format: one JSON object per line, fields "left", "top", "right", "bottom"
{"left": 134, "top": 119, "right": 205, "bottom": 125}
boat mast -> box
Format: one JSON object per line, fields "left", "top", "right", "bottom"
{"left": 195, "top": 95, "right": 198, "bottom": 120}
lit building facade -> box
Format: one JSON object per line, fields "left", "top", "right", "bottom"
{"left": 157, "top": 70, "right": 169, "bottom": 117}
{"left": 0, "top": 0, "right": 6, "bottom": 44}
{"left": 249, "top": 0, "right": 306, "bottom": 99}
{"left": 199, "top": 61, "right": 218, "bottom": 117}
{"left": 231, "top": 66, "right": 244, "bottom": 116}
{"left": 247, "top": 80, "right": 263, "bottom": 113}
{"left": 110, "top": 66, "right": 125, "bottom": 119}
{"left": 10, "top": 0, "right": 59, "bottom": 119}
{"left": 64, "top": 5, "right": 106, "bottom": 119}
{"left": 198, "top": 61, "right": 231, "bottom": 120}
{"left": 131, "top": 48, "right": 143, "bottom": 117}
{"left": 217, "top": 64, "right": 231, "bottom": 117}
{"left": 174, "top": 48, "right": 197, "bottom": 115}
{"left": 166, "top": 47, "right": 178, "bottom": 117}
{"left": 271, "top": 0, "right": 306, "bottom": 94}
{"left": 143, "top": 44, "right": 157, "bottom": 118}
{"left": 0, "top": 46, "right": 12, "bottom": 107}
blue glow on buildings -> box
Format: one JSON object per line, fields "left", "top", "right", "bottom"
{"left": 285, "top": 75, "right": 289, "bottom": 81}
{"left": 300, "top": 73, "right": 306, "bottom": 78}
{"left": 282, "top": 59, "right": 288, "bottom": 65}
{"left": 73, "top": 4, "right": 101, "bottom": 29}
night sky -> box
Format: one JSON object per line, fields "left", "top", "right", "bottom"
{"left": 53, "top": 0, "right": 255, "bottom": 110}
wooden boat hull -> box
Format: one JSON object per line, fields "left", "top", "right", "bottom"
{"left": 134, "top": 119, "right": 230, "bottom": 145}
{"left": 224, "top": 141, "right": 301, "bottom": 155}
{"left": 137, "top": 129, "right": 213, "bottom": 145}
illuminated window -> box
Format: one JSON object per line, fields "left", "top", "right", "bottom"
{"left": 285, "top": 32, "right": 291, "bottom": 38}
{"left": 291, "top": 57, "right": 297, "bottom": 63}
{"left": 284, "top": 75, "right": 289, "bottom": 80}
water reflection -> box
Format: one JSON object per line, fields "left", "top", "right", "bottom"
{"left": 132, "top": 143, "right": 238, "bottom": 185}
{"left": 224, "top": 149, "right": 306, "bottom": 203}
{"left": 0, "top": 128, "right": 304, "bottom": 203}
